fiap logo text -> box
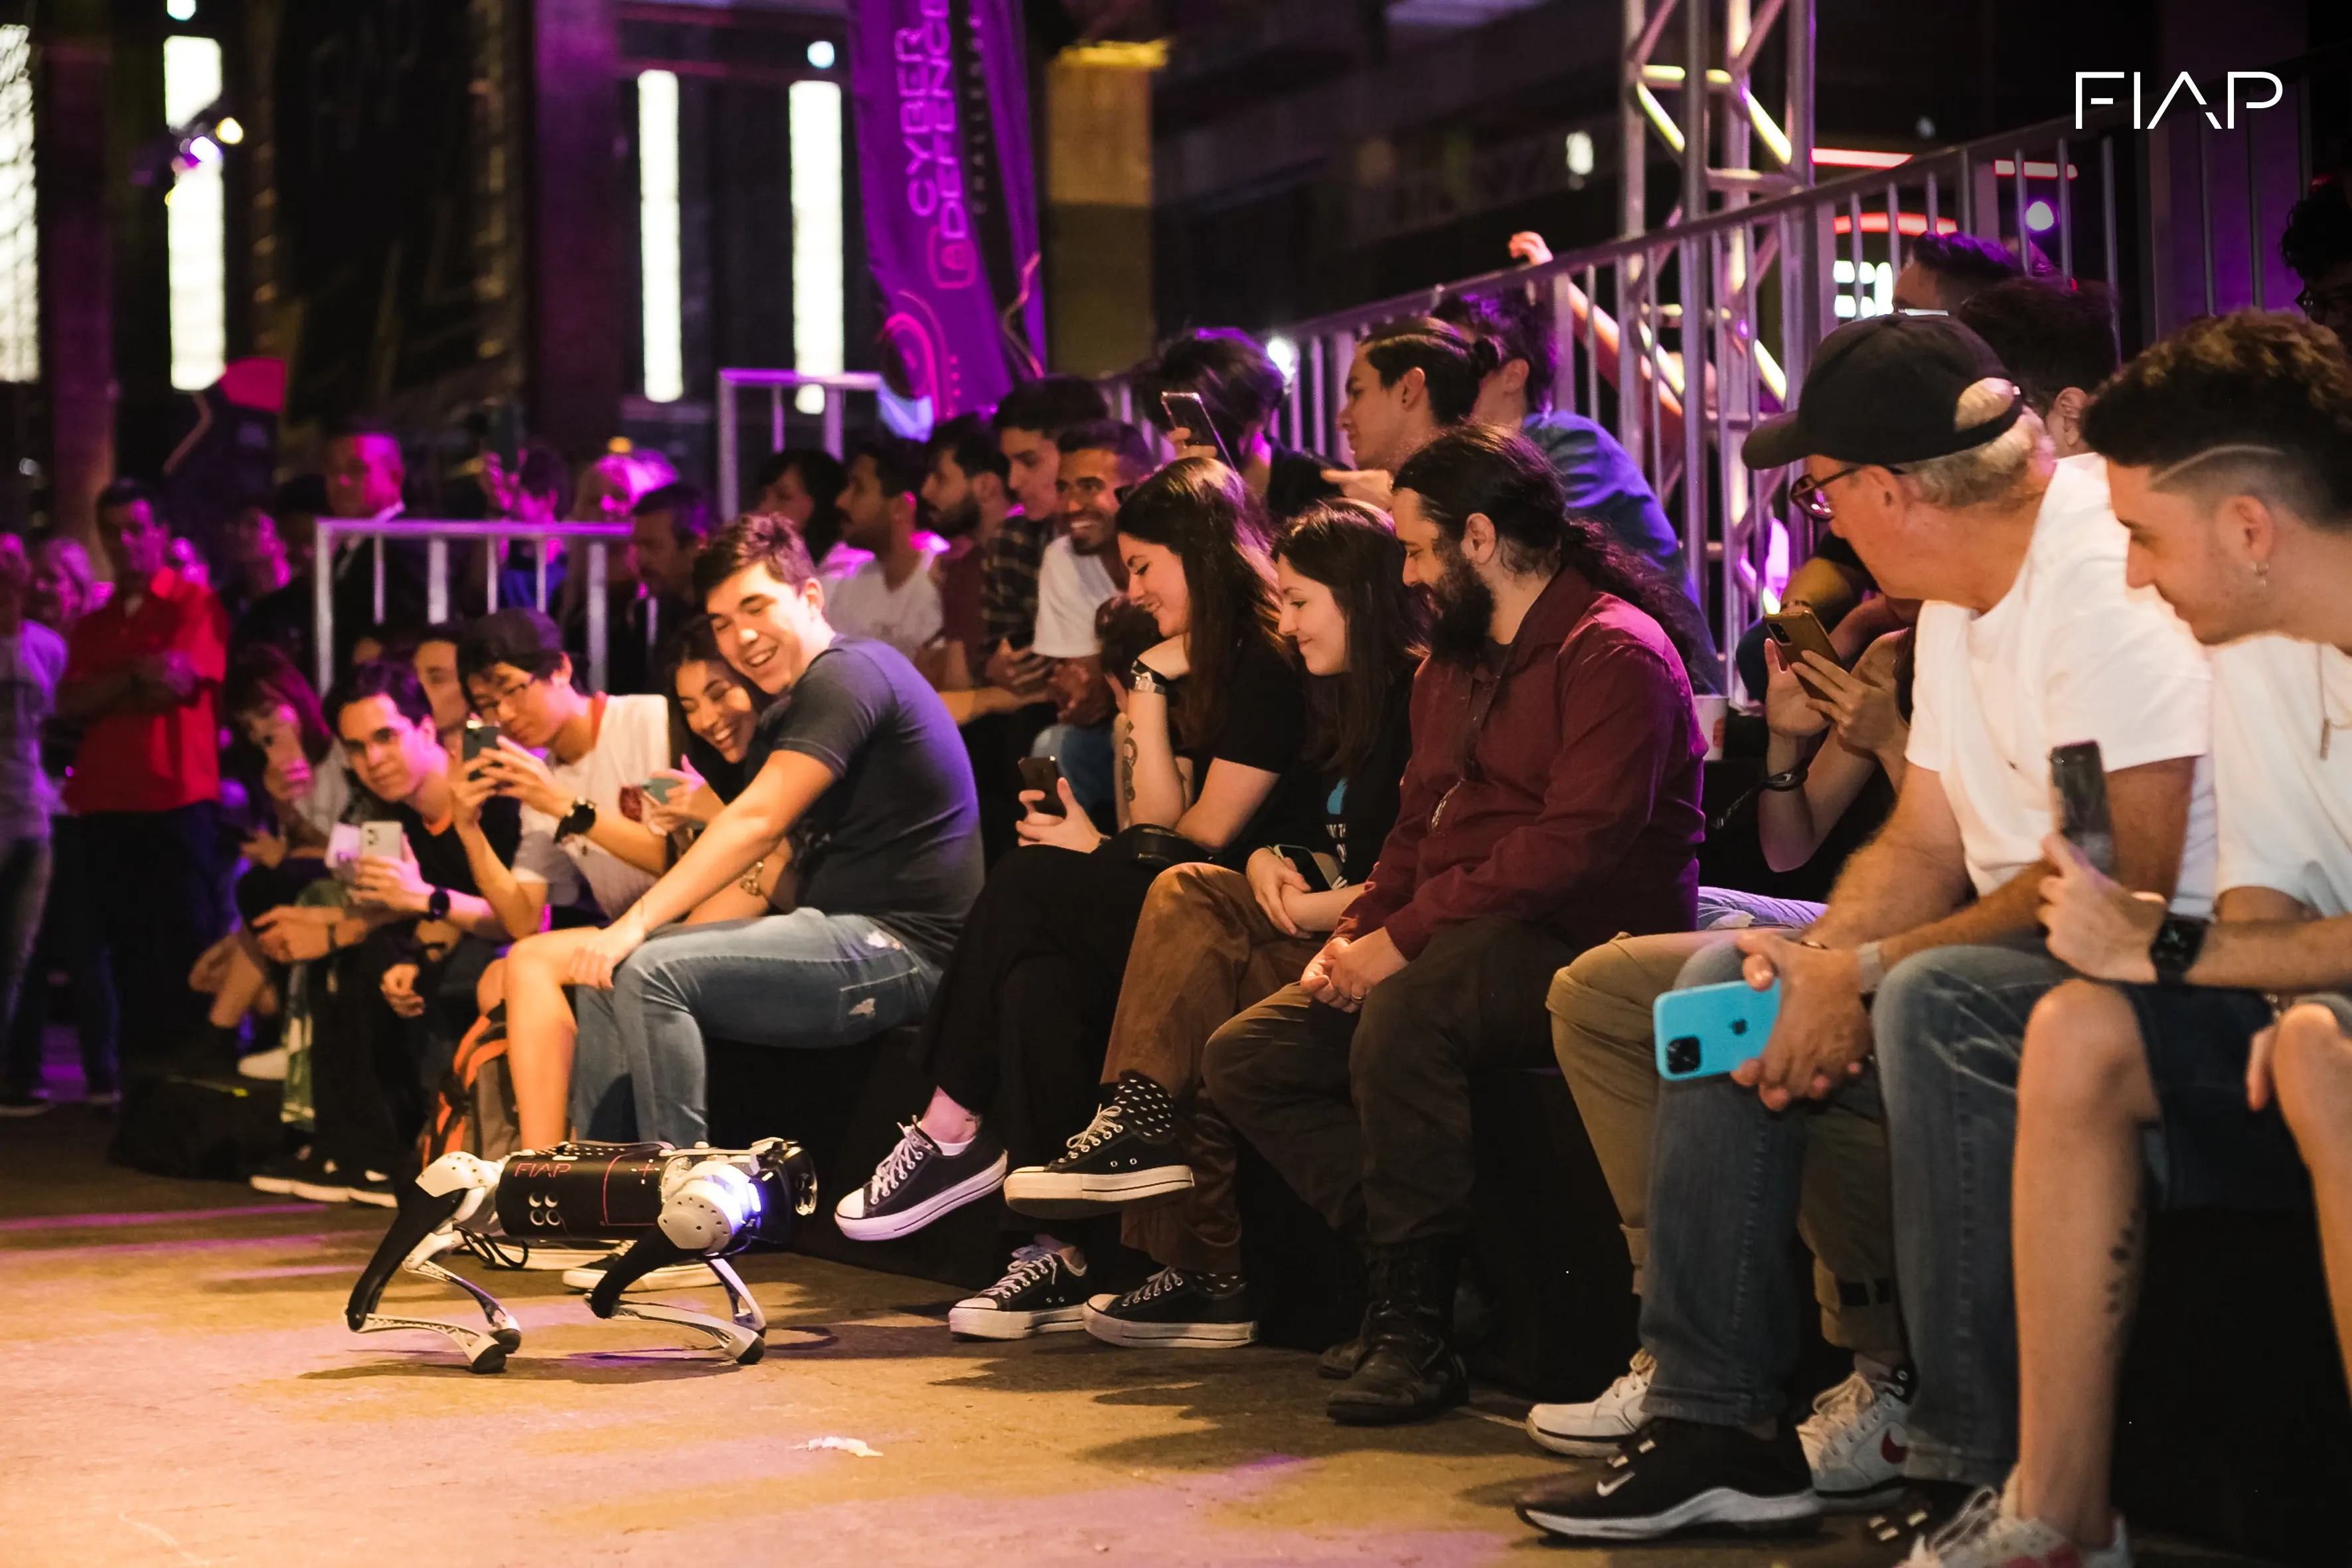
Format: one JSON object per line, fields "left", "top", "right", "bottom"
{"left": 2075, "top": 72, "right": 2284, "bottom": 131}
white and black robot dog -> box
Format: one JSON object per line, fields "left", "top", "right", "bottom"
{"left": 345, "top": 1139, "right": 817, "bottom": 1373}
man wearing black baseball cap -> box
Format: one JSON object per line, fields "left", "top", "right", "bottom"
{"left": 1520, "top": 313, "right": 2218, "bottom": 1548}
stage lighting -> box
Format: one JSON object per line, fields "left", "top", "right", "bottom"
{"left": 215, "top": 116, "right": 243, "bottom": 145}
{"left": 2026, "top": 199, "right": 2056, "bottom": 232}
{"left": 165, "top": 0, "right": 196, "bottom": 19}
{"left": 807, "top": 40, "right": 836, "bottom": 70}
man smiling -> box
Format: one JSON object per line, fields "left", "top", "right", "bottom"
{"left": 559, "top": 514, "right": 982, "bottom": 1161}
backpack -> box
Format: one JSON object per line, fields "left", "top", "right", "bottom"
{"left": 420, "top": 1004, "right": 521, "bottom": 1166}
{"left": 111, "top": 1071, "right": 285, "bottom": 1180}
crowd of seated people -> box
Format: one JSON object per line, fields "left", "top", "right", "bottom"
{"left": 9, "top": 173, "right": 2352, "bottom": 1568}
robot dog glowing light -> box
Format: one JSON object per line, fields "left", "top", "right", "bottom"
{"left": 345, "top": 1139, "right": 817, "bottom": 1373}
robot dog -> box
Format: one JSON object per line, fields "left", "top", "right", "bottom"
{"left": 346, "top": 1138, "right": 817, "bottom": 1373}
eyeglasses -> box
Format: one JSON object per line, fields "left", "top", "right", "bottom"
{"left": 2296, "top": 285, "right": 2352, "bottom": 323}
{"left": 473, "top": 676, "right": 534, "bottom": 715}
{"left": 1788, "top": 463, "right": 1903, "bottom": 523}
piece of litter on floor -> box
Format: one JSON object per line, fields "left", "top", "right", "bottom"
{"left": 802, "top": 1436, "right": 882, "bottom": 1458}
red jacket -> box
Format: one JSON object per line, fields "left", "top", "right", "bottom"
{"left": 62, "top": 568, "right": 229, "bottom": 815}
{"left": 1340, "top": 570, "right": 1703, "bottom": 958}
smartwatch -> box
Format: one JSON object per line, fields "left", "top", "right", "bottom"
{"left": 426, "top": 886, "right": 451, "bottom": 921}
{"left": 2148, "top": 914, "right": 2210, "bottom": 987}
{"left": 556, "top": 797, "right": 597, "bottom": 843}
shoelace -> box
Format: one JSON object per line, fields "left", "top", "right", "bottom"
{"left": 1123, "top": 1265, "right": 1190, "bottom": 1306}
{"left": 1060, "top": 1102, "right": 1127, "bottom": 1159}
{"left": 1808, "top": 1371, "right": 1880, "bottom": 1447}
{"left": 868, "top": 1122, "right": 933, "bottom": 1202}
{"left": 1909, "top": 1488, "right": 2007, "bottom": 1563}
{"left": 984, "top": 1244, "right": 1063, "bottom": 1301}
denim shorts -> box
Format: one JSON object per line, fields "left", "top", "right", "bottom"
{"left": 2119, "top": 984, "right": 2312, "bottom": 1214}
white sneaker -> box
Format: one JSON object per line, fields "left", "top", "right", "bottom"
{"left": 1800, "top": 1366, "right": 1913, "bottom": 1510}
{"left": 1527, "top": 1349, "right": 1653, "bottom": 1456}
{"left": 1903, "top": 1482, "right": 2132, "bottom": 1568}
{"left": 561, "top": 1253, "right": 714, "bottom": 1293}
{"left": 237, "top": 1046, "right": 289, "bottom": 1081}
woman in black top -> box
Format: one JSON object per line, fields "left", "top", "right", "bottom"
{"left": 992, "top": 502, "right": 1426, "bottom": 1345}
{"left": 833, "top": 459, "right": 1326, "bottom": 1275}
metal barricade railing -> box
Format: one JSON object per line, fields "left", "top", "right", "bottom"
{"left": 714, "top": 369, "right": 884, "bottom": 516}
{"left": 311, "top": 518, "right": 634, "bottom": 697}
{"left": 1253, "top": 56, "right": 2328, "bottom": 690}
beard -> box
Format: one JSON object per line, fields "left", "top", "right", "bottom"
{"left": 1427, "top": 542, "right": 1496, "bottom": 661}
{"left": 933, "top": 493, "right": 980, "bottom": 540}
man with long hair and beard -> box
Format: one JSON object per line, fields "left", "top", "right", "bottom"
{"left": 1204, "top": 423, "right": 1710, "bottom": 1426}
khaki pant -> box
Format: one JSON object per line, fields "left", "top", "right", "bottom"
{"left": 1101, "top": 864, "right": 1320, "bottom": 1275}
{"left": 1548, "top": 929, "right": 1904, "bottom": 1355}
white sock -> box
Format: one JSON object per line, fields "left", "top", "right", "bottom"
{"left": 933, "top": 1133, "right": 974, "bottom": 1156}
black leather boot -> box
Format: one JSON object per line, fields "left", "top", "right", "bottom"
{"left": 1326, "top": 1237, "right": 1468, "bottom": 1425}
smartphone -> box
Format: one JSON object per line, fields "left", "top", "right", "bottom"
{"left": 2049, "top": 740, "right": 2115, "bottom": 876}
{"left": 1016, "top": 755, "right": 1065, "bottom": 809}
{"left": 641, "top": 775, "right": 682, "bottom": 806}
{"left": 461, "top": 720, "right": 502, "bottom": 764}
{"left": 1763, "top": 607, "right": 1844, "bottom": 693}
{"left": 360, "top": 820, "right": 406, "bottom": 862}
{"left": 325, "top": 822, "right": 362, "bottom": 881}
{"left": 1275, "top": 843, "right": 1342, "bottom": 894}
{"left": 1654, "top": 979, "right": 1782, "bottom": 1080}
{"left": 1160, "top": 391, "right": 1235, "bottom": 470}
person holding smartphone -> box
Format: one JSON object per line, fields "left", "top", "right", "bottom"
{"left": 831, "top": 458, "right": 1328, "bottom": 1340}
{"left": 995, "top": 503, "right": 1423, "bottom": 1349}
{"left": 1133, "top": 328, "right": 1341, "bottom": 524}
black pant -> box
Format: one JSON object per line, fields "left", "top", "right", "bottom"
{"left": 1203, "top": 917, "right": 1575, "bottom": 1248}
{"left": 82, "top": 803, "right": 228, "bottom": 1071}
{"left": 3, "top": 817, "right": 115, "bottom": 1093}
{"left": 309, "top": 925, "right": 489, "bottom": 1178}
{"left": 924, "top": 843, "right": 1160, "bottom": 1172}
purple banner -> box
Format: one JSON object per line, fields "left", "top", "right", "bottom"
{"left": 849, "top": 0, "right": 1046, "bottom": 418}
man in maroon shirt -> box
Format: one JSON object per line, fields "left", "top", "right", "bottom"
{"left": 58, "top": 480, "right": 232, "bottom": 1075}
{"left": 1205, "top": 424, "right": 1706, "bottom": 1425}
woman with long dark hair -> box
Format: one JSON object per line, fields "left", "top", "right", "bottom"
{"left": 990, "top": 502, "right": 1428, "bottom": 1348}
{"left": 832, "top": 458, "right": 1328, "bottom": 1324}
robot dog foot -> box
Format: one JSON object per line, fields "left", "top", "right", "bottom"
{"left": 586, "top": 1235, "right": 769, "bottom": 1364}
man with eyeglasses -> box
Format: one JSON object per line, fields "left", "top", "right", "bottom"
{"left": 1519, "top": 313, "right": 2215, "bottom": 1545}
{"left": 2282, "top": 173, "right": 2352, "bottom": 339}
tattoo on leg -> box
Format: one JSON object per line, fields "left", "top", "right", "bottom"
{"left": 2103, "top": 1188, "right": 2149, "bottom": 1348}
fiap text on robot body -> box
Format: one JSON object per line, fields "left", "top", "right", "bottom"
{"left": 2075, "top": 72, "right": 2284, "bottom": 132}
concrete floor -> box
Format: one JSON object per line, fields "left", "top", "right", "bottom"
{"left": 0, "top": 1049, "right": 2276, "bottom": 1568}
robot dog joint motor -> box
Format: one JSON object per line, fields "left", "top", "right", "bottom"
{"left": 345, "top": 1138, "right": 818, "bottom": 1373}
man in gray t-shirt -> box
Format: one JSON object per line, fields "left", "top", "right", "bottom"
{"left": 0, "top": 536, "right": 68, "bottom": 1113}
{"left": 562, "top": 516, "right": 982, "bottom": 1160}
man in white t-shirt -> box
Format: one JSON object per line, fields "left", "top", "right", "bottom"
{"left": 1520, "top": 316, "right": 2216, "bottom": 1546}
{"left": 1955, "top": 314, "right": 2352, "bottom": 1568}
{"left": 823, "top": 441, "right": 945, "bottom": 664}
{"left": 1030, "top": 421, "right": 1152, "bottom": 817}
{"left": 456, "top": 608, "right": 673, "bottom": 921}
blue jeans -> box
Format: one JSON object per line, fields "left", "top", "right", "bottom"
{"left": 1641, "top": 939, "right": 1889, "bottom": 1429}
{"left": 569, "top": 909, "right": 941, "bottom": 1147}
{"left": 1875, "top": 940, "right": 2071, "bottom": 1485}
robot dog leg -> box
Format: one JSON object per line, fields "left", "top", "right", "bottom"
{"left": 345, "top": 1139, "right": 818, "bottom": 1372}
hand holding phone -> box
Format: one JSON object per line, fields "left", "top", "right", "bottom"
{"left": 1763, "top": 608, "right": 1844, "bottom": 695}
{"left": 1016, "top": 756, "right": 1065, "bottom": 819}
{"left": 1160, "top": 391, "right": 1235, "bottom": 469}
{"left": 360, "top": 820, "right": 406, "bottom": 863}
{"left": 1654, "top": 979, "right": 1783, "bottom": 1079}
{"left": 2049, "top": 740, "right": 2115, "bottom": 877}
{"left": 461, "top": 720, "right": 502, "bottom": 765}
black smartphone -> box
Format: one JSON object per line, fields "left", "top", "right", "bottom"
{"left": 461, "top": 720, "right": 501, "bottom": 764}
{"left": 2049, "top": 740, "right": 2115, "bottom": 876}
{"left": 1274, "top": 843, "right": 1337, "bottom": 894}
{"left": 1016, "top": 755, "right": 1065, "bottom": 813}
{"left": 1160, "top": 390, "right": 1236, "bottom": 470}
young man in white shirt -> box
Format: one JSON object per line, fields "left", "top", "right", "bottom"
{"left": 823, "top": 439, "right": 945, "bottom": 665}
{"left": 1520, "top": 315, "right": 2216, "bottom": 1543}
{"left": 1032, "top": 422, "right": 1151, "bottom": 817}
{"left": 1955, "top": 314, "right": 2352, "bottom": 1568}
{"left": 0, "top": 536, "right": 66, "bottom": 1115}
{"left": 456, "top": 607, "right": 673, "bottom": 923}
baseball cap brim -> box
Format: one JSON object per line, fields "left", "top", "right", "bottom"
{"left": 1741, "top": 410, "right": 1813, "bottom": 471}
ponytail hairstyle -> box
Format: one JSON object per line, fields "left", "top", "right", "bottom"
{"left": 1393, "top": 423, "right": 1709, "bottom": 676}
{"left": 1360, "top": 315, "right": 1500, "bottom": 427}
{"left": 1274, "top": 500, "right": 1429, "bottom": 780}
{"left": 1111, "top": 456, "right": 1284, "bottom": 746}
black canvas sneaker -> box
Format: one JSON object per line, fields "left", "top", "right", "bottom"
{"left": 250, "top": 1144, "right": 323, "bottom": 1196}
{"left": 1003, "top": 1071, "right": 1194, "bottom": 1218}
{"left": 1083, "top": 1266, "right": 1255, "bottom": 1348}
{"left": 288, "top": 1155, "right": 356, "bottom": 1204}
{"left": 947, "top": 1244, "right": 1090, "bottom": 1339}
{"left": 834, "top": 1121, "right": 1008, "bottom": 1241}
{"left": 347, "top": 1170, "right": 400, "bottom": 1209}
{"left": 1516, "top": 1418, "right": 1822, "bottom": 1541}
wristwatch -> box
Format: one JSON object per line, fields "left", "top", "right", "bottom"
{"left": 1853, "top": 940, "right": 1887, "bottom": 996}
{"left": 426, "top": 886, "right": 451, "bottom": 921}
{"left": 556, "top": 797, "right": 597, "bottom": 843}
{"left": 1127, "top": 659, "right": 1173, "bottom": 696}
{"left": 2148, "top": 914, "right": 2210, "bottom": 987}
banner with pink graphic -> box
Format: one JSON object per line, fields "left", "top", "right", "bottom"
{"left": 848, "top": 0, "right": 1046, "bottom": 417}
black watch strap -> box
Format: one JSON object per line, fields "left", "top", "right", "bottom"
{"left": 556, "top": 797, "right": 597, "bottom": 842}
{"left": 2148, "top": 914, "right": 2210, "bottom": 987}
{"left": 426, "top": 886, "right": 451, "bottom": 921}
